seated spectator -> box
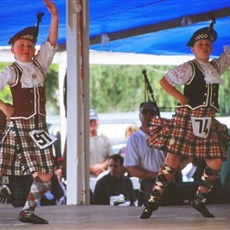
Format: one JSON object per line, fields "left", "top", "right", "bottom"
{"left": 118, "top": 124, "right": 138, "bottom": 158}
{"left": 89, "top": 109, "right": 113, "bottom": 177}
{"left": 93, "top": 154, "right": 136, "bottom": 206}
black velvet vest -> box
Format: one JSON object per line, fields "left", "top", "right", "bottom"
{"left": 182, "top": 59, "right": 219, "bottom": 112}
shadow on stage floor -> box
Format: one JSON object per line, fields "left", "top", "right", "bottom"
{"left": 0, "top": 203, "right": 230, "bottom": 230}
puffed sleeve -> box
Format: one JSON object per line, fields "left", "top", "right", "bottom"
{"left": 34, "top": 41, "right": 57, "bottom": 76}
{"left": 0, "top": 65, "right": 17, "bottom": 91}
{"left": 213, "top": 46, "right": 230, "bottom": 76}
{"left": 164, "top": 62, "right": 193, "bottom": 87}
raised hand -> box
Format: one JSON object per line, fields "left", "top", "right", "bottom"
{"left": 43, "top": 0, "right": 58, "bottom": 16}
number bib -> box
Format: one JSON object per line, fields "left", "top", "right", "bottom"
{"left": 29, "top": 130, "right": 57, "bottom": 149}
{"left": 191, "top": 117, "right": 211, "bottom": 138}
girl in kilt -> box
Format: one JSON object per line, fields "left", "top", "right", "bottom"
{"left": 0, "top": 0, "right": 58, "bottom": 224}
{"left": 140, "top": 18, "right": 230, "bottom": 219}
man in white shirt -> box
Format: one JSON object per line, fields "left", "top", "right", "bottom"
{"left": 124, "top": 101, "right": 166, "bottom": 205}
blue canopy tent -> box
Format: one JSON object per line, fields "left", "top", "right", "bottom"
{"left": 0, "top": 0, "right": 230, "bottom": 205}
{"left": 0, "top": 0, "right": 229, "bottom": 57}
{"left": 89, "top": 0, "right": 230, "bottom": 57}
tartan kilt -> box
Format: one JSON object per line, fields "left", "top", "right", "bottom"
{"left": 0, "top": 115, "right": 55, "bottom": 176}
{"left": 147, "top": 107, "right": 229, "bottom": 160}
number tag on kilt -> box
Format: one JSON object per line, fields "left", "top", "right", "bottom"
{"left": 191, "top": 117, "right": 211, "bottom": 138}
{"left": 29, "top": 130, "right": 57, "bottom": 149}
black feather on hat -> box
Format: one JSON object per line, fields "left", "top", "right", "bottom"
{"left": 186, "top": 15, "right": 217, "bottom": 47}
{"left": 8, "top": 12, "right": 44, "bottom": 45}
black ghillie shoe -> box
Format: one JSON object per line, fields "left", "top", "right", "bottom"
{"left": 140, "top": 201, "right": 159, "bottom": 219}
{"left": 191, "top": 200, "right": 214, "bottom": 218}
{"left": 18, "top": 210, "right": 49, "bottom": 224}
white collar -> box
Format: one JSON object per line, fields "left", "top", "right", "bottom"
{"left": 196, "top": 59, "right": 223, "bottom": 84}
{"left": 16, "top": 60, "right": 44, "bottom": 88}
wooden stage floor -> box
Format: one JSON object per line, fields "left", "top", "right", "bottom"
{"left": 0, "top": 203, "right": 230, "bottom": 230}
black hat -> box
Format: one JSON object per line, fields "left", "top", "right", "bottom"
{"left": 8, "top": 26, "right": 38, "bottom": 45}
{"left": 8, "top": 12, "right": 44, "bottom": 45}
{"left": 187, "top": 15, "right": 217, "bottom": 47}
{"left": 186, "top": 27, "right": 217, "bottom": 47}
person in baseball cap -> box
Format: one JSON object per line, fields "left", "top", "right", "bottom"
{"left": 90, "top": 109, "right": 98, "bottom": 120}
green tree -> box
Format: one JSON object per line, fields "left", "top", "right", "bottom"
{"left": 45, "top": 64, "right": 60, "bottom": 115}
{"left": 90, "top": 64, "right": 176, "bottom": 113}
{"left": 90, "top": 64, "right": 230, "bottom": 116}
{"left": 219, "top": 68, "right": 230, "bottom": 116}
{"left": 0, "top": 63, "right": 12, "bottom": 104}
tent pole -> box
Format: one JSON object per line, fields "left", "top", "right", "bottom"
{"left": 66, "top": 0, "right": 90, "bottom": 205}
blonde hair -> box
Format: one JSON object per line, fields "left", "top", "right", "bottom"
{"left": 125, "top": 124, "right": 138, "bottom": 138}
